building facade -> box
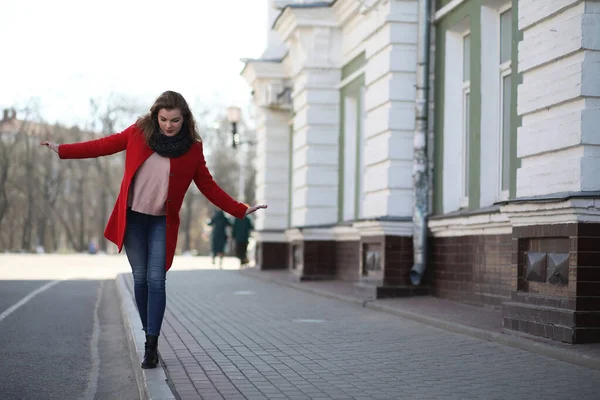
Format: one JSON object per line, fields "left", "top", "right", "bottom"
{"left": 242, "top": 0, "right": 600, "bottom": 344}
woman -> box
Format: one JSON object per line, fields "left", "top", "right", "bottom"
{"left": 232, "top": 214, "right": 253, "bottom": 266}
{"left": 40, "top": 90, "right": 267, "bottom": 369}
{"left": 208, "top": 209, "right": 230, "bottom": 268}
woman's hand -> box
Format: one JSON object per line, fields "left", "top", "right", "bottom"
{"left": 40, "top": 141, "right": 59, "bottom": 154}
{"left": 245, "top": 204, "right": 267, "bottom": 216}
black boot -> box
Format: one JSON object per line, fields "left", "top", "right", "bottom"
{"left": 141, "top": 334, "right": 159, "bottom": 369}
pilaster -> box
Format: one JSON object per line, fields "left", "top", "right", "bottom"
{"left": 517, "top": 0, "right": 600, "bottom": 197}
{"left": 241, "top": 60, "right": 292, "bottom": 232}
{"left": 362, "top": 0, "right": 419, "bottom": 218}
{"left": 275, "top": 6, "right": 343, "bottom": 227}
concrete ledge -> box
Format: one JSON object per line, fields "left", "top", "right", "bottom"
{"left": 115, "top": 274, "right": 176, "bottom": 400}
{"left": 239, "top": 269, "right": 600, "bottom": 371}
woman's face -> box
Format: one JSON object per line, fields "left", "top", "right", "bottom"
{"left": 158, "top": 108, "right": 183, "bottom": 136}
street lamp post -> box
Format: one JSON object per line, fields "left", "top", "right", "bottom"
{"left": 227, "top": 106, "right": 257, "bottom": 204}
{"left": 227, "top": 106, "right": 245, "bottom": 202}
{"left": 227, "top": 106, "right": 241, "bottom": 149}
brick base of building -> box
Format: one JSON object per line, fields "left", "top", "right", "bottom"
{"left": 255, "top": 241, "right": 288, "bottom": 270}
{"left": 501, "top": 222, "right": 600, "bottom": 344}
{"left": 354, "top": 235, "right": 430, "bottom": 298}
{"left": 289, "top": 240, "right": 337, "bottom": 281}
{"left": 429, "top": 234, "right": 513, "bottom": 308}
{"left": 285, "top": 234, "right": 429, "bottom": 298}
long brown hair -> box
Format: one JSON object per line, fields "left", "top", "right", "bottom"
{"left": 136, "top": 90, "right": 201, "bottom": 144}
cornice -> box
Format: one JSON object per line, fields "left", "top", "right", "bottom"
{"left": 500, "top": 198, "right": 600, "bottom": 226}
{"left": 273, "top": 6, "right": 338, "bottom": 43}
{"left": 240, "top": 59, "right": 288, "bottom": 86}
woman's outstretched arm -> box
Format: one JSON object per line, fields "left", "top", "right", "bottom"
{"left": 193, "top": 143, "right": 267, "bottom": 218}
{"left": 40, "top": 124, "right": 134, "bottom": 159}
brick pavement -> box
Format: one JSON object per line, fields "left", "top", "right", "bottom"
{"left": 142, "top": 268, "right": 600, "bottom": 400}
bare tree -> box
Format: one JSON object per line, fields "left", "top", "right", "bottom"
{"left": 20, "top": 119, "right": 37, "bottom": 251}
{"left": 0, "top": 97, "right": 254, "bottom": 255}
{"left": 36, "top": 123, "right": 65, "bottom": 252}
{"left": 0, "top": 110, "right": 25, "bottom": 232}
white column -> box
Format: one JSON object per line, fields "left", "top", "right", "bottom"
{"left": 274, "top": 6, "right": 342, "bottom": 227}
{"left": 517, "top": 0, "right": 600, "bottom": 197}
{"left": 241, "top": 61, "right": 292, "bottom": 233}
{"left": 362, "top": 0, "right": 418, "bottom": 218}
{"left": 255, "top": 108, "right": 291, "bottom": 230}
{"left": 290, "top": 66, "right": 341, "bottom": 226}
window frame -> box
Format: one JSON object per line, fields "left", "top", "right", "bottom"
{"left": 497, "top": 5, "right": 512, "bottom": 201}
{"left": 338, "top": 74, "right": 366, "bottom": 222}
{"left": 460, "top": 30, "right": 472, "bottom": 208}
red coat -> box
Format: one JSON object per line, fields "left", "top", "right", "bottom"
{"left": 58, "top": 124, "right": 248, "bottom": 271}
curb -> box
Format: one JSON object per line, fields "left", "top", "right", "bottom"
{"left": 239, "top": 269, "right": 600, "bottom": 371}
{"left": 115, "top": 274, "right": 177, "bottom": 400}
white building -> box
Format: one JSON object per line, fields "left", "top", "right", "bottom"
{"left": 241, "top": 0, "right": 600, "bottom": 344}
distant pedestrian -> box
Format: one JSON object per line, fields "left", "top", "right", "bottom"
{"left": 208, "top": 209, "right": 230, "bottom": 268}
{"left": 232, "top": 214, "right": 253, "bottom": 266}
{"left": 40, "top": 90, "right": 267, "bottom": 370}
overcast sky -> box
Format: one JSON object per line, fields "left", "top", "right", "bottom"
{"left": 0, "top": 0, "right": 268, "bottom": 128}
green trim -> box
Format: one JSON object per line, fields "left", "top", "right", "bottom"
{"left": 341, "top": 52, "right": 366, "bottom": 80}
{"left": 288, "top": 123, "right": 293, "bottom": 228}
{"left": 434, "top": 2, "right": 481, "bottom": 213}
{"left": 437, "top": 0, "right": 454, "bottom": 11}
{"left": 468, "top": 13, "right": 481, "bottom": 209}
{"left": 433, "top": 0, "right": 521, "bottom": 213}
{"left": 338, "top": 75, "right": 365, "bottom": 222}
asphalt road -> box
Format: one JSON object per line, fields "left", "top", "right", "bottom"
{"left": 0, "top": 255, "right": 139, "bottom": 400}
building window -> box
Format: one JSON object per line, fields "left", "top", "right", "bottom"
{"left": 343, "top": 95, "right": 359, "bottom": 221}
{"left": 499, "top": 8, "right": 512, "bottom": 198}
{"left": 479, "top": 2, "right": 514, "bottom": 207}
{"left": 338, "top": 59, "right": 365, "bottom": 223}
{"left": 461, "top": 32, "right": 471, "bottom": 207}
{"left": 340, "top": 82, "right": 365, "bottom": 221}
{"left": 287, "top": 122, "right": 294, "bottom": 228}
{"left": 441, "top": 17, "right": 471, "bottom": 214}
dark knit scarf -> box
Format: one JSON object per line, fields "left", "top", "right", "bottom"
{"left": 148, "top": 124, "right": 194, "bottom": 158}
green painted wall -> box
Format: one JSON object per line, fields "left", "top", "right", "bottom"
{"left": 437, "top": 0, "right": 455, "bottom": 11}
{"left": 433, "top": 0, "right": 521, "bottom": 214}
{"left": 341, "top": 52, "right": 366, "bottom": 80}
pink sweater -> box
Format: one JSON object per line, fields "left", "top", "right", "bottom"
{"left": 127, "top": 153, "right": 170, "bottom": 216}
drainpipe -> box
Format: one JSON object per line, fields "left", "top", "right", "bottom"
{"left": 410, "top": 0, "right": 432, "bottom": 286}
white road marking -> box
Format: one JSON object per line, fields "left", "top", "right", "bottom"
{"left": 0, "top": 280, "right": 61, "bottom": 323}
{"left": 82, "top": 280, "right": 103, "bottom": 400}
{"left": 292, "top": 319, "right": 327, "bottom": 323}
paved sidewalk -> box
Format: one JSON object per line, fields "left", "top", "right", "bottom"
{"left": 122, "top": 264, "right": 600, "bottom": 400}
{"left": 239, "top": 268, "right": 600, "bottom": 369}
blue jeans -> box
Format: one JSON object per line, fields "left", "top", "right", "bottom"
{"left": 124, "top": 209, "right": 167, "bottom": 336}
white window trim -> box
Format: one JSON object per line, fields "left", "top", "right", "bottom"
{"left": 342, "top": 94, "right": 358, "bottom": 222}
{"left": 498, "top": 64, "right": 511, "bottom": 201}
{"left": 461, "top": 84, "right": 471, "bottom": 208}
{"left": 498, "top": 2, "right": 512, "bottom": 15}
{"left": 336, "top": 66, "right": 366, "bottom": 89}
{"left": 460, "top": 31, "right": 471, "bottom": 209}
{"left": 442, "top": 17, "right": 471, "bottom": 214}
{"left": 340, "top": 82, "right": 366, "bottom": 222}
{"left": 497, "top": 4, "right": 512, "bottom": 201}
{"left": 479, "top": 1, "right": 513, "bottom": 207}
{"left": 358, "top": 85, "right": 366, "bottom": 219}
